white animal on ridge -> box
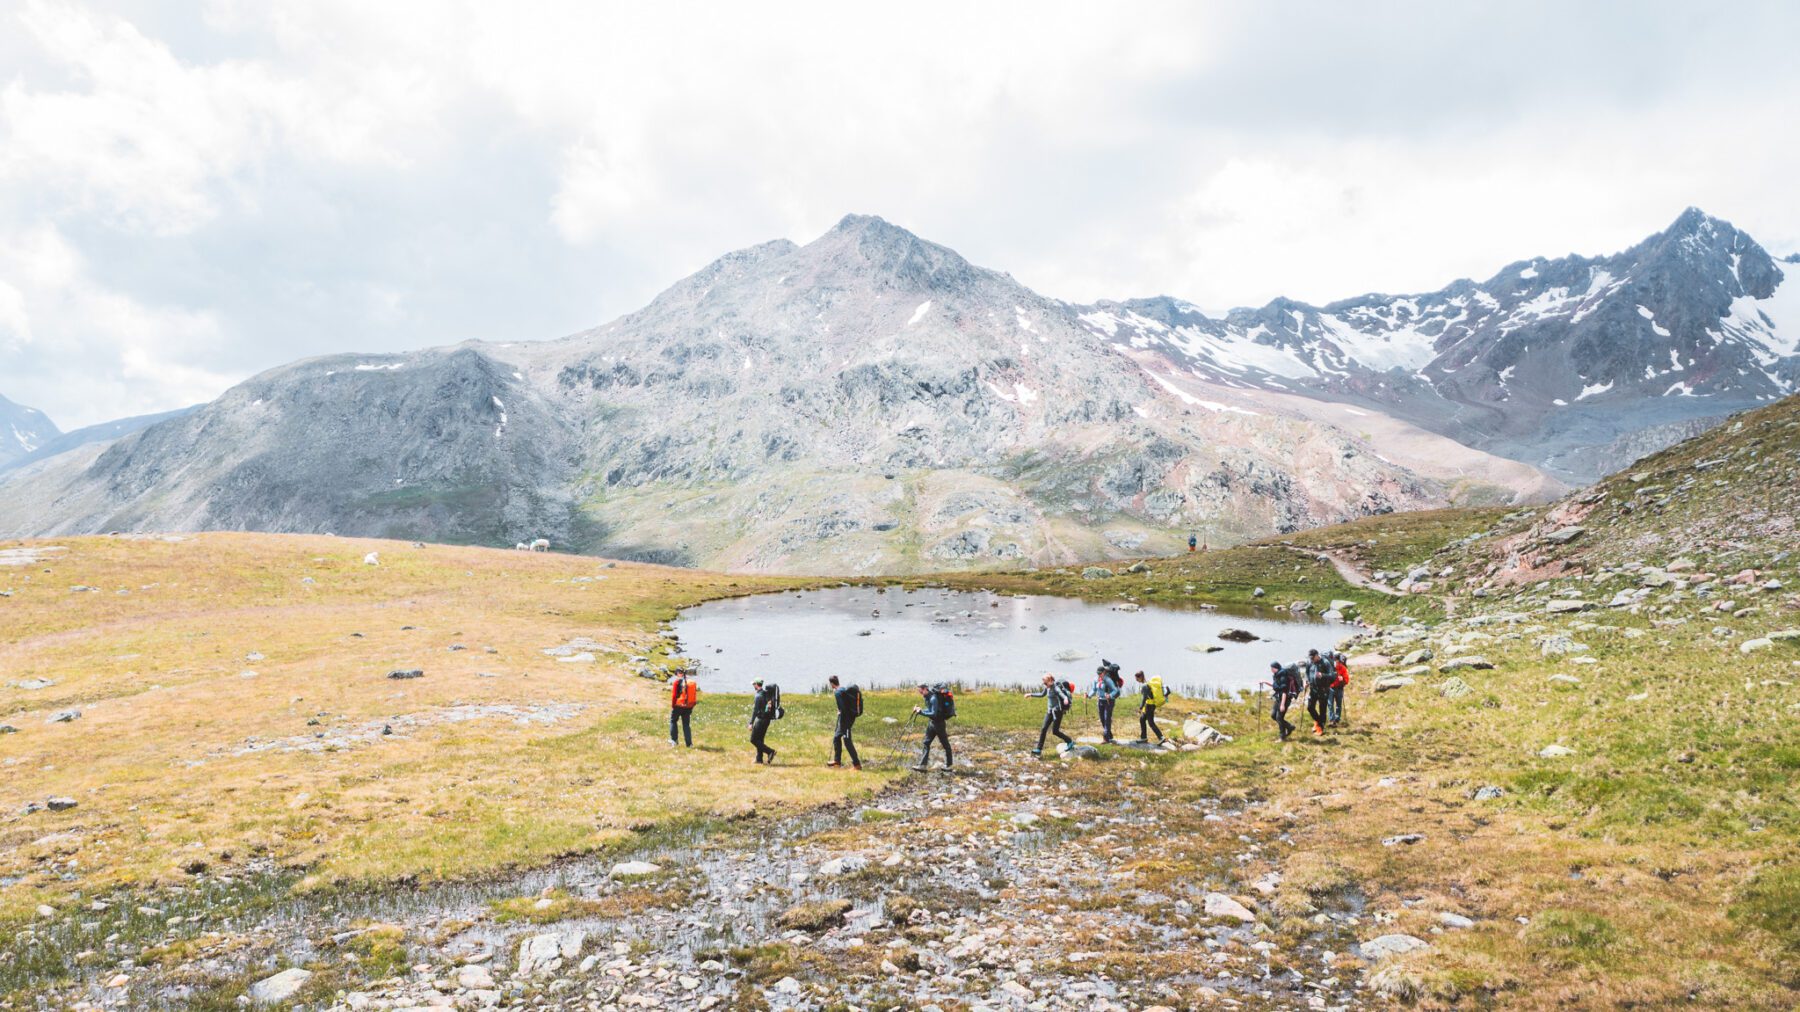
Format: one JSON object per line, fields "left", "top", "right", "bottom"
{"left": 514, "top": 542, "right": 529, "bottom": 551}
{"left": 530, "top": 538, "right": 550, "bottom": 553}
{"left": 363, "top": 552, "right": 379, "bottom": 566}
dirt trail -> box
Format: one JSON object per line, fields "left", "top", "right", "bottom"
{"left": 1285, "top": 546, "right": 1404, "bottom": 597}
{"left": 54, "top": 729, "right": 1393, "bottom": 1011}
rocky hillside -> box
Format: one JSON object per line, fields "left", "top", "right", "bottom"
{"left": 1079, "top": 209, "right": 1799, "bottom": 482}
{"left": 0, "top": 394, "right": 57, "bottom": 468}
{"left": 0, "top": 216, "right": 1550, "bottom": 573}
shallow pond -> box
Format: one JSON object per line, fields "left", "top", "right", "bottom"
{"left": 671, "top": 586, "right": 1338, "bottom": 695}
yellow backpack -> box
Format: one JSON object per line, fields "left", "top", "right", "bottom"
{"left": 1147, "top": 676, "right": 1167, "bottom": 707}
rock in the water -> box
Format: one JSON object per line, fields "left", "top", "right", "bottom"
{"left": 817, "top": 854, "right": 868, "bottom": 877}
{"left": 1217, "top": 627, "right": 1259, "bottom": 643}
{"left": 1538, "top": 744, "right": 1576, "bottom": 758}
{"left": 1361, "top": 933, "right": 1430, "bottom": 960}
{"left": 386, "top": 669, "right": 424, "bottom": 680}
{"left": 1203, "top": 892, "right": 1255, "bottom": 923}
{"left": 1052, "top": 648, "right": 1092, "bottom": 662}
{"left": 517, "top": 930, "right": 584, "bottom": 975}
{"left": 610, "top": 860, "right": 662, "bottom": 878}
{"left": 777, "top": 898, "right": 853, "bottom": 931}
{"left": 249, "top": 968, "right": 313, "bottom": 1004}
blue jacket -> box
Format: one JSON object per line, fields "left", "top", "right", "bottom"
{"left": 919, "top": 690, "right": 950, "bottom": 721}
{"left": 1089, "top": 674, "right": 1120, "bottom": 702}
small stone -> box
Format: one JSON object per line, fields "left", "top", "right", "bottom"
{"left": 48, "top": 709, "right": 81, "bottom": 723}
{"left": 1740, "top": 638, "right": 1774, "bottom": 654}
{"left": 1471, "top": 785, "right": 1505, "bottom": 800}
{"left": 387, "top": 668, "right": 424, "bottom": 679}
{"left": 1372, "top": 674, "right": 1415, "bottom": 692}
{"left": 457, "top": 965, "right": 495, "bottom": 990}
{"left": 1203, "top": 892, "right": 1255, "bottom": 923}
{"left": 1538, "top": 744, "right": 1576, "bottom": 758}
{"left": 817, "top": 854, "right": 868, "bottom": 877}
{"left": 46, "top": 796, "right": 77, "bottom": 811}
{"left": 610, "top": 860, "right": 662, "bottom": 878}
{"left": 1382, "top": 833, "right": 1425, "bottom": 847}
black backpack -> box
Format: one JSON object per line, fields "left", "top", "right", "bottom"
{"left": 845, "top": 684, "right": 863, "bottom": 717}
{"left": 766, "top": 683, "right": 785, "bottom": 720}
{"left": 932, "top": 683, "right": 957, "bottom": 719}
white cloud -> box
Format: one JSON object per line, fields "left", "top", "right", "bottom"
{"left": 0, "top": 0, "right": 1796, "bottom": 427}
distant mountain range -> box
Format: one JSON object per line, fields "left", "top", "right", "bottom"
{"left": 0, "top": 209, "right": 1791, "bottom": 573}
{"left": 1, "top": 393, "right": 58, "bottom": 467}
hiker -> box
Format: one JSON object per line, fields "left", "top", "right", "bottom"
{"left": 1305, "top": 649, "right": 1334, "bottom": 736}
{"left": 1135, "top": 670, "right": 1167, "bottom": 745}
{"left": 827, "top": 674, "right": 863, "bottom": 769}
{"left": 1188, "top": 533, "right": 1197, "bottom": 552}
{"left": 1088, "top": 661, "right": 1122, "bottom": 743}
{"left": 1329, "top": 651, "right": 1350, "bottom": 726}
{"left": 911, "top": 682, "right": 955, "bottom": 771}
{"left": 1269, "top": 660, "right": 1302, "bottom": 740}
{"left": 668, "top": 668, "right": 699, "bottom": 747}
{"left": 749, "top": 679, "right": 781, "bottom": 764}
{"left": 1027, "top": 673, "right": 1075, "bottom": 757}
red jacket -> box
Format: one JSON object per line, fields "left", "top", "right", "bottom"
{"left": 1332, "top": 659, "right": 1350, "bottom": 688}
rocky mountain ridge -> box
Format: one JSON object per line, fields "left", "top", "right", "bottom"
{"left": 0, "top": 393, "right": 58, "bottom": 467}
{"left": 1077, "top": 209, "right": 1798, "bottom": 481}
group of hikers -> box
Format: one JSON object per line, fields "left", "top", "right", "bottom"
{"left": 662, "top": 649, "right": 1350, "bottom": 769}
{"left": 1265, "top": 648, "right": 1351, "bottom": 740}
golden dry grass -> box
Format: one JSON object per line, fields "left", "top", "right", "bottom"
{"left": 0, "top": 532, "right": 869, "bottom": 918}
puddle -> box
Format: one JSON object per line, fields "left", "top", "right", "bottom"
{"left": 672, "top": 586, "right": 1335, "bottom": 694}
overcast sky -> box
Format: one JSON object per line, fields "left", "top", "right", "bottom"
{"left": 3, "top": 0, "right": 1798, "bottom": 427}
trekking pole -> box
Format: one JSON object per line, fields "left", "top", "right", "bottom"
{"left": 887, "top": 710, "right": 917, "bottom": 766}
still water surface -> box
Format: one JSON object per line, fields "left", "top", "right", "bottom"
{"left": 671, "top": 586, "right": 1336, "bottom": 695}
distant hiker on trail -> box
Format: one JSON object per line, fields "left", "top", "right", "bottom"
{"left": 1305, "top": 649, "right": 1334, "bottom": 736}
{"left": 1188, "top": 533, "right": 1197, "bottom": 552}
{"left": 827, "top": 675, "right": 863, "bottom": 770}
{"left": 1269, "top": 661, "right": 1302, "bottom": 740}
{"left": 668, "top": 669, "right": 699, "bottom": 748}
{"left": 1135, "top": 670, "right": 1167, "bottom": 745}
{"left": 1329, "top": 651, "right": 1350, "bottom": 726}
{"left": 749, "top": 679, "right": 782, "bottom": 764}
{"left": 911, "top": 682, "right": 955, "bottom": 771}
{"left": 1027, "top": 673, "right": 1075, "bottom": 757}
{"left": 1088, "top": 661, "right": 1122, "bottom": 744}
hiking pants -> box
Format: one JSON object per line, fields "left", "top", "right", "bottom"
{"left": 750, "top": 717, "right": 774, "bottom": 762}
{"left": 1329, "top": 685, "right": 1345, "bottom": 723}
{"left": 832, "top": 715, "right": 860, "bottom": 765}
{"left": 1097, "top": 697, "right": 1116, "bottom": 741}
{"left": 1036, "top": 710, "right": 1072, "bottom": 752}
{"left": 1307, "top": 691, "right": 1329, "bottom": 730}
{"left": 1271, "top": 693, "right": 1296, "bottom": 736}
{"left": 1140, "top": 704, "right": 1162, "bottom": 741}
{"left": 669, "top": 706, "right": 692, "bottom": 747}
{"left": 918, "top": 718, "right": 952, "bottom": 768}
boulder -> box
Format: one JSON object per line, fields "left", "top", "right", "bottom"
{"left": 517, "top": 930, "right": 584, "bottom": 976}
{"left": 1740, "top": 638, "right": 1773, "bottom": 654}
{"left": 1547, "top": 674, "right": 1582, "bottom": 687}
{"left": 386, "top": 669, "right": 424, "bottom": 680}
{"left": 1543, "top": 526, "right": 1585, "bottom": 545}
{"left": 1329, "top": 599, "right": 1358, "bottom": 614}
{"left": 1438, "top": 656, "right": 1493, "bottom": 672}
{"left": 1060, "top": 744, "right": 1103, "bottom": 761}
{"left": 1438, "top": 677, "right": 1473, "bottom": 699}
{"left": 249, "top": 968, "right": 314, "bottom": 1005}
{"left": 1401, "top": 647, "right": 1433, "bottom": 665}
{"left": 817, "top": 854, "right": 868, "bottom": 877}
{"left": 1203, "top": 892, "right": 1256, "bottom": 923}
{"left": 1361, "top": 934, "right": 1430, "bottom": 960}
{"left": 457, "top": 965, "right": 496, "bottom": 990}
{"left": 47, "top": 710, "right": 81, "bottom": 723}
{"left": 1124, "top": 562, "right": 1151, "bottom": 575}
{"left": 1470, "top": 785, "right": 1505, "bottom": 800}
{"left": 1217, "top": 628, "right": 1259, "bottom": 643}
{"left": 46, "top": 797, "right": 77, "bottom": 811}
{"left": 1252, "top": 587, "right": 1265, "bottom": 598}
{"left": 1080, "top": 567, "right": 1113, "bottom": 580}
{"left": 1438, "top": 912, "right": 1476, "bottom": 930}
{"left": 609, "top": 860, "right": 662, "bottom": 878}
{"left": 1180, "top": 719, "right": 1232, "bottom": 745}
{"left": 1372, "top": 675, "right": 1415, "bottom": 692}
{"left": 1538, "top": 744, "right": 1575, "bottom": 758}
{"left": 10, "top": 677, "right": 54, "bottom": 690}
{"left": 1539, "top": 635, "right": 1588, "bottom": 656}
{"left": 1546, "top": 600, "right": 1592, "bottom": 614}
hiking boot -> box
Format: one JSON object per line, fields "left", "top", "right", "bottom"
{"left": 851, "top": 762, "right": 862, "bottom": 770}
{"left": 826, "top": 761, "right": 842, "bottom": 768}
{"left": 1311, "top": 723, "right": 1323, "bottom": 736}
{"left": 1030, "top": 749, "right": 1042, "bottom": 758}
{"left": 909, "top": 763, "right": 928, "bottom": 772}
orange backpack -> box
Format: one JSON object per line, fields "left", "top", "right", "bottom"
{"left": 675, "top": 677, "right": 699, "bottom": 708}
